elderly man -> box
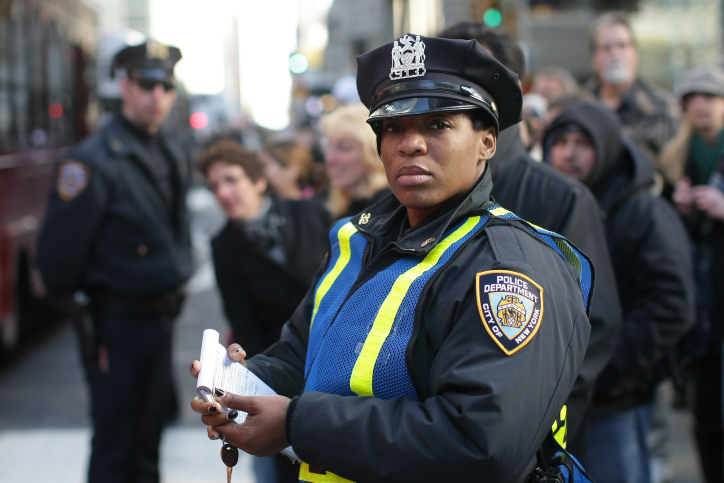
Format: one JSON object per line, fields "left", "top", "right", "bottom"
{"left": 586, "top": 12, "right": 679, "bottom": 161}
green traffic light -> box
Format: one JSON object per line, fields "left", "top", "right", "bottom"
{"left": 483, "top": 8, "right": 502, "bottom": 28}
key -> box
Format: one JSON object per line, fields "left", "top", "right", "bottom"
{"left": 221, "top": 443, "right": 238, "bottom": 483}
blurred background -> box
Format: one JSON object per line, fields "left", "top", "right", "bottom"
{"left": 0, "top": 0, "right": 720, "bottom": 481}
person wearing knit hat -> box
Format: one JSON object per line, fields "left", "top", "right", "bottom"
{"left": 664, "top": 65, "right": 724, "bottom": 483}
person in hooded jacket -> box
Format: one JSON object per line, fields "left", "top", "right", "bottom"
{"left": 438, "top": 22, "right": 623, "bottom": 454}
{"left": 544, "top": 101, "right": 695, "bottom": 483}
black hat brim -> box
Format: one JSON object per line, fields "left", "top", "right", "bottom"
{"left": 368, "top": 97, "right": 481, "bottom": 121}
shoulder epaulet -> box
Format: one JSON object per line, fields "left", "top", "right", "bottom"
{"left": 487, "top": 206, "right": 594, "bottom": 315}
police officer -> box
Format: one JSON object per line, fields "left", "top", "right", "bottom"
{"left": 191, "top": 35, "right": 592, "bottom": 482}
{"left": 37, "top": 41, "right": 192, "bottom": 483}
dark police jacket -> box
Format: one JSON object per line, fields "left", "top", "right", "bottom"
{"left": 37, "top": 113, "right": 193, "bottom": 297}
{"left": 247, "top": 168, "right": 592, "bottom": 483}
{"left": 490, "top": 125, "right": 622, "bottom": 437}
{"left": 212, "top": 198, "right": 330, "bottom": 357}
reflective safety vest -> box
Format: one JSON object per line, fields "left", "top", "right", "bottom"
{"left": 298, "top": 208, "right": 592, "bottom": 483}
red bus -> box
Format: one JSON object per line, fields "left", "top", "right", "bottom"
{"left": 0, "top": 0, "right": 97, "bottom": 355}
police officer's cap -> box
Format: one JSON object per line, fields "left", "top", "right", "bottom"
{"left": 357, "top": 34, "right": 522, "bottom": 133}
{"left": 112, "top": 41, "right": 182, "bottom": 82}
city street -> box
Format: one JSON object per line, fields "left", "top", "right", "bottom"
{"left": 0, "top": 287, "right": 257, "bottom": 483}
{"left": 0, "top": 189, "right": 259, "bottom": 483}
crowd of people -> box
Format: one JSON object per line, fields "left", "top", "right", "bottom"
{"left": 34, "top": 9, "right": 724, "bottom": 483}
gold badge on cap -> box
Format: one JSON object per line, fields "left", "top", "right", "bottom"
{"left": 390, "top": 35, "right": 426, "bottom": 80}
{"left": 56, "top": 159, "right": 91, "bottom": 201}
{"left": 146, "top": 40, "right": 169, "bottom": 60}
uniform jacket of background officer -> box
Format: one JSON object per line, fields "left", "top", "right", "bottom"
{"left": 544, "top": 102, "right": 695, "bottom": 411}
{"left": 245, "top": 35, "right": 593, "bottom": 483}
{"left": 38, "top": 113, "right": 192, "bottom": 296}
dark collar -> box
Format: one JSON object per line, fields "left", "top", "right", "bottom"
{"left": 104, "top": 112, "right": 181, "bottom": 161}
{"left": 349, "top": 166, "right": 494, "bottom": 255}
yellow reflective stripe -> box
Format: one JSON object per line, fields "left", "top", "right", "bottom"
{"left": 310, "top": 222, "right": 358, "bottom": 329}
{"left": 349, "top": 216, "right": 481, "bottom": 396}
{"left": 489, "top": 206, "right": 510, "bottom": 217}
{"left": 490, "top": 206, "right": 549, "bottom": 233}
{"left": 552, "top": 404, "right": 567, "bottom": 449}
{"left": 299, "top": 462, "right": 356, "bottom": 483}
{"left": 553, "top": 238, "right": 582, "bottom": 274}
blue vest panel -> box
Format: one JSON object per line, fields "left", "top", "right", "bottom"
{"left": 304, "top": 216, "right": 488, "bottom": 401}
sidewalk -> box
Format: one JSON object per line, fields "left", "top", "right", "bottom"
{"left": 0, "top": 426, "right": 255, "bottom": 483}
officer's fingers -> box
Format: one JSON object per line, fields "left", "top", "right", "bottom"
{"left": 191, "top": 396, "right": 222, "bottom": 416}
{"left": 207, "top": 426, "right": 222, "bottom": 441}
{"left": 189, "top": 360, "right": 201, "bottom": 379}
{"left": 214, "top": 424, "right": 246, "bottom": 450}
{"left": 201, "top": 408, "right": 240, "bottom": 427}
{"left": 216, "top": 390, "right": 259, "bottom": 414}
{"left": 227, "top": 344, "right": 247, "bottom": 367}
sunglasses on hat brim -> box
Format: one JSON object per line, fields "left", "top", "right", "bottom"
{"left": 131, "top": 76, "right": 176, "bottom": 93}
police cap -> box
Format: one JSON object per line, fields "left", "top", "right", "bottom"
{"left": 112, "top": 41, "right": 182, "bottom": 82}
{"left": 357, "top": 33, "right": 522, "bottom": 133}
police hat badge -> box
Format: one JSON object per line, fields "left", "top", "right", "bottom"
{"left": 390, "top": 35, "right": 426, "bottom": 80}
{"left": 476, "top": 270, "right": 544, "bottom": 355}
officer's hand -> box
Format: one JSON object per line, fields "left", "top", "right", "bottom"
{"left": 190, "top": 396, "right": 225, "bottom": 441}
{"left": 693, "top": 186, "right": 724, "bottom": 221}
{"left": 201, "top": 392, "right": 291, "bottom": 457}
{"left": 189, "top": 343, "right": 247, "bottom": 379}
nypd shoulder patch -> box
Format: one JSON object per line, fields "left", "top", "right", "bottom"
{"left": 57, "top": 159, "right": 91, "bottom": 202}
{"left": 476, "top": 270, "right": 544, "bottom": 355}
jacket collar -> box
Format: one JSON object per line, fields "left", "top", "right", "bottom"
{"left": 349, "top": 165, "right": 494, "bottom": 255}
{"left": 102, "top": 113, "right": 184, "bottom": 229}
{"left": 103, "top": 113, "right": 184, "bottom": 180}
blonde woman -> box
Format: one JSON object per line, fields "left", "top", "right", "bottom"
{"left": 320, "top": 103, "right": 390, "bottom": 218}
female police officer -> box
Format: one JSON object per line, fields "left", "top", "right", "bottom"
{"left": 191, "top": 34, "right": 592, "bottom": 482}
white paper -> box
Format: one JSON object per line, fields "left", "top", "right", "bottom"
{"left": 196, "top": 329, "right": 300, "bottom": 462}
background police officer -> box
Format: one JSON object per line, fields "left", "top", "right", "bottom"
{"left": 37, "top": 41, "right": 192, "bottom": 483}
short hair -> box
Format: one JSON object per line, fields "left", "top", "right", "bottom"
{"left": 547, "top": 91, "right": 596, "bottom": 114}
{"left": 589, "top": 12, "right": 636, "bottom": 53}
{"left": 470, "top": 109, "right": 495, "bottom": 132}
{"left": 195, "top": 140, "right": 265, "bottom": 182}
{"left": 534, "top": 67, "right": 579, "bottom": 94}
{"left": 265, "top": 140, "right": 314, "bottom": 182}
{"left": 437, "top": 22, "right": 525, "bottom": 78}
